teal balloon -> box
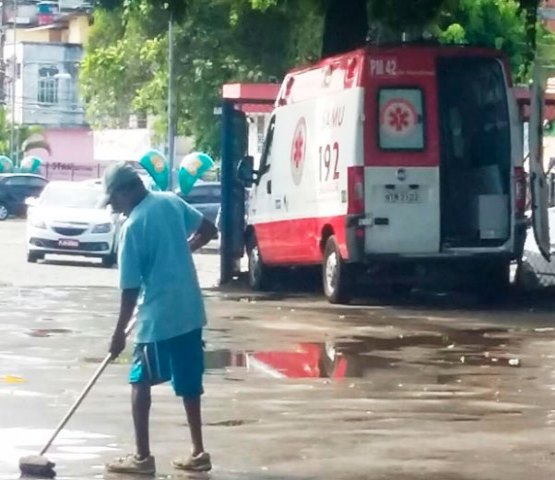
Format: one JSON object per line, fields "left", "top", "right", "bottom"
{"left": 178, "top": 152, "right": 214, "bottom": 196}
{"left": 20, "top": 156, "right": 42, "bottom": 173}
{"left": 139, "top": 149, "right": 169, "bottom": 191}
{"left": 0, "top": 156, "right": 13, "bottom": 173}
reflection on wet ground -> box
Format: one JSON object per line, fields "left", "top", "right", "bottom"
{"left": 3, "top": 286, "right": 555, "bottom": 479}
{"left": 204, "top": 326, "right": 522, "bottom": 381}
{"left": 26, "top": 328, "right": 74, "bottom": 337}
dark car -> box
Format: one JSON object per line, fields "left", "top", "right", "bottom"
{"left": 177, "top": 181, "right": 221, "bottom": 224}
{"left": 0, "top": 173, "right": 48, "bottom": 221}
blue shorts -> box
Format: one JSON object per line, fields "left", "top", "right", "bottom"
{"left": 129, "top": 329, "right": 204, "bottom": 398}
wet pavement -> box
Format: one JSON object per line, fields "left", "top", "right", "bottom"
{"left": 2, "top": 221, "right": 555, "bottom": 479}
{"left": 1, "top": 285, "right": 555, "bottom": 479}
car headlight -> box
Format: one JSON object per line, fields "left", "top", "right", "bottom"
{"left": 30, "top": 217, "right": 46, "bottom": 229}
{"left": 92, "top": 223, "right": 112, "bottom": 234}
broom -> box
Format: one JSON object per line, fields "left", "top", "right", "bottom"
{"left": 19, "top": 319, "right": 135, "bottom": 478}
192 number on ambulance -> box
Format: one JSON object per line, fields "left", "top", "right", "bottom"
{"left": 319, "top": 142, "right": 339, "bottom": 182}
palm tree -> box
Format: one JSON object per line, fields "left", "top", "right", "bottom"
{"left": 0, "top": 109, "right": 50, "bottom": 166}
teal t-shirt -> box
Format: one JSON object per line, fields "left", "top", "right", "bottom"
{"left": 118, "top": 192, "right": 206, "bottom": 343}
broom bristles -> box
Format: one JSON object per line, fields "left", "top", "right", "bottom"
{"left": 19, "top": 455, "right": 56, "bottom": 478}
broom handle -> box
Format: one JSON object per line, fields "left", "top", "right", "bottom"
{"left": 40, "top": 319, "right": 136, "bottom": 456}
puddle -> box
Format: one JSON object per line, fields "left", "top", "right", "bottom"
{"left": 206, "top": 419, "right": 258, "bottom": 427}
{"left": 201, "top": 326, "right": 519, "bottom": 381}
{"left": 205, "top": 349, "right": 246, "bottom": 370}
{"left": 82, "top": 353, "right": 131, "bottom": 365}
{"left": 26, "top": 328, "right": 73, "bottom": 338}
{"left": 222, "top": 315, "right": 251, "bottom": 321}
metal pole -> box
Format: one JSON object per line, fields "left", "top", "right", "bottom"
{"left": 220, "top": 100, "right": 233, "bottom": 285}
{"left": 9, "top": 0, "right": 15, "bottom": 163}
{"left": 0, "top": 1, "right": 6, "bottom": 105}
{"left": 166, "top": 13, "right": 176, "bottom": 190}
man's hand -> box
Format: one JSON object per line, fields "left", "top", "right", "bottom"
{"left": 189, "top": 217, "right": 218, "bottom": 252}
{"left": 109, "top": 330, "right": 126, "bottom": 360}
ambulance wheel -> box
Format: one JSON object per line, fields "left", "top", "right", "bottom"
{"left": 477, "top": 261, "right": 510, "bottom": 300}
{"left": 323, "top": 236, "right": 352, "bottom": 304}
{"left": 248, "top": 238, "right": 270, "bottom": 291}
{"left": 515, "top": 260, "right": 540, "bottom": 291}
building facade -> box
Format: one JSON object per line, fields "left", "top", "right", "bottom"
{"left": 3, "top": 9, "right": 94, "bottom": 179}
{"left": 5, "top": 41, "right": 84, "bottom": 127}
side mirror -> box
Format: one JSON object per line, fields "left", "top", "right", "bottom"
{"left": 237, "top": 155, "right": 256, "bottom": 187}
{"left": 25, "top": 197, "right": 37, "bottom": 207}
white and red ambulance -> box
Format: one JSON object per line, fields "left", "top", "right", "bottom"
{"left": 238, "top": 44, "right": 549, "bottom": 303}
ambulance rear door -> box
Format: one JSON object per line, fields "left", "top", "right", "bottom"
{"left": 363, "top": 53, "right": 441, "bottom": 255}
{"left": 529, "top": 66, "right": 550, "bottom": 260}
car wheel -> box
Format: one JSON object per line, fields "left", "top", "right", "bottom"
{"left": 323, "top": 236, "right": 352, "bottom": 304}
{"left": 0, "top": 203, "right": 8, "bottom": 221}
{"left": 102, "top": 252, "right": 117, "bottom": 268}
{"left": 27, "top": 251, "right": 44, "bottom": 263}
{"left": 248, "top": 236, "right": 270, "bottom": 291}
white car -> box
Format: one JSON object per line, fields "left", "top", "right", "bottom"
{"left": 516, "top": 207, "right": 555, "bottom": 289}
{"left": 26, "top": 181, "right": 121, "bottom": 267}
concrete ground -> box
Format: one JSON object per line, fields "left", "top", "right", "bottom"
{"left": 2, "top": 220, "right": 555, "bottom": 479}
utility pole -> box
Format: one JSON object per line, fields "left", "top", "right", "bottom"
{"left": 0, "top": 0, "right": 6, "bottom": 105}
{"left": 9, "top": 0, "right": 15, "bottom": 163}
{"left": 166, "top": 12, "right": 176, "bottom": 190}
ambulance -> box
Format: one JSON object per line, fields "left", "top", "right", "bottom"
{"left": 238, "top": 44, "right": 549, "bottom": 303}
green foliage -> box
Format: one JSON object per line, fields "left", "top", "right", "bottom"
{"left": 0, "top": 110, "right": 50, "bottom": 164}
{"left": 83, "top": 0, "right": 546, "bottom": 155}
{"left": 437, "top": 0, "right": 532, "bottom": 81}
{"left": 82, "top": 0, "right": 298, "bottom": 155}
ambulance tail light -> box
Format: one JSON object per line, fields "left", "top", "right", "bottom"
{"left": 347, "top": 166, "right": 365, "bottom": 215}
{"left": 514, "top": 166, "right": 526, "bottom": 217}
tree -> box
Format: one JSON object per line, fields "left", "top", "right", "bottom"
{"left": 83, "top": 0, "right": 545, "bottom": 155}
{"left": 437, "top": 0, "right": 534, "bottom": 81}
{"left": 82, "top": 0, "right": 296, "bottom": 154}
{"left": 0, "top": 110, "right": 50, "bottom": 165}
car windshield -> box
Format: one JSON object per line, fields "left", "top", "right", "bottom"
{"left": 39, "top": 184, "right": 104, "bottom": 209}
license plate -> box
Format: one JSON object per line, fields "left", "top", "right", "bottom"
{"left": 58, "top": 239, "right": 80, "bottom": 248}
{"left": 384, "top": 190, "right": 420, "bottom": 204}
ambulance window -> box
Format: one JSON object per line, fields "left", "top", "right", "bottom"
{"left": 378, "top": 88, "right": 425, "bottom": 151}
{"left": 258, "top": 116, "right": 275, "bottom": 179}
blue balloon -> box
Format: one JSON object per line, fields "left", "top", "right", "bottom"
{"left": 139, "top": 149, "right": 169, "bottom": 191}
{"left": 0, "top": 156, "right": 13, "bottom": 173}
{"left": 178, "top": 152, "right": 214, "bottom": 196}
{"left": 20, "top": 156, "right": 42, "bottom": 173}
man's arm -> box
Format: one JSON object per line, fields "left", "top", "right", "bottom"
{"left": 109, "top": 288, "right": 140, "bottom": 359}
{"left": 189, "top": 217, "right": 218, "bottom": 252}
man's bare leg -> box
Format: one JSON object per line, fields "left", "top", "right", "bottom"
{"left": 183, "top": 396, "right": 205, "bottom": 456}
{"left": 132, "top": 382, "right": 152, "bottom": 458}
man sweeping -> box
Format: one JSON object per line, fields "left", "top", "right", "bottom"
{"left": 102, "top": 163, "right": 217, "bottom": 475}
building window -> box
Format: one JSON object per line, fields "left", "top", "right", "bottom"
{"left": 38, "top": 66, "right": 59, "bottom": 104}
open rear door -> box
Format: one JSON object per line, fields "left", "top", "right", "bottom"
{"left": 529, "top": 67, "right": 550, "bottom": 260}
